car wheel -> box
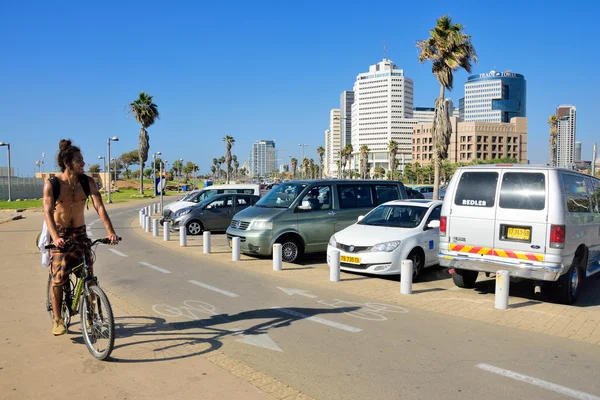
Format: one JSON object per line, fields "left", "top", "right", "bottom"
{"left": 407, "top": 248, "right": 424, "bottom": 282}
{"left": 186, "top": 220, "right": 204, "bottom": 236}
{"left": 277, "top": 236, "right": 303, "bottom": 263}
{"left": 451, "top": 269, "right": 479, "bottom": 289}
{"left": 551, "top": 264, "right": 583, "bottom": 305}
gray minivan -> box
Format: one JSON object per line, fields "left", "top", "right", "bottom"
{"left": 226, "top": 180, "right": 407, "bottom": 262}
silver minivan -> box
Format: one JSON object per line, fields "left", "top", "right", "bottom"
{"left": 439, "top": 165, "right": 600, "bottom": 304}
{"left": 226, "top": 180, "right": 407, "bottom": 262}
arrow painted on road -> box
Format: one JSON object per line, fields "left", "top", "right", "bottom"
{"left": 277, "top": 287, "right": 318, "bottom": 298}
{"left": 233, "top": 329, "right": 283, "bottom": 352}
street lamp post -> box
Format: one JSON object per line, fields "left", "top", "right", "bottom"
{"left": 98, "top": 156, "right": 106, "bottom": 192}
{"left": 0, "top": 142, "right": 11, "bottom": 201}
{"left": 152, "top": 152, "right": 162, "bottom": 196}
{"left": 159, "top": 159, "right": 164, "bottom": 213}
{"left": 107, "top": 136, "right": 119, "bottom": 203}
{"left": 298, "top": 144, "right": 307, "bottom": 177}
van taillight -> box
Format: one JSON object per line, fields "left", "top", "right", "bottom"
{"left": 440, "top": 216, "right": 447, "bottom": 237}
{"left": 550, "top": 225, "right": 565, "bottom": 249}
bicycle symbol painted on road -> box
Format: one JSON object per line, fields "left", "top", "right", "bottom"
{"left": 152, "top": 300, "right": 220, "bottom": 321}
{"left": 317, "top": 299, "right": 409, "bottom": 321}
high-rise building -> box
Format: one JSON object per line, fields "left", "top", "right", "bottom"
{"left": 249, "top": 140, "right": 276, "bottom": 177}
{"left": 463, "top": 70, "right": 526, "bottom": 123}
{"left": 575, "top": 141, "right": 582, "bottom": 162}
{"left": 414, "top": 101, "right": 456, "bottom": 123}
{"left": 324, "top": 129, "right": 331, "bottom": 176}
{"left": 556, "top": 105, "right": 577, "bottom": 168}
{"left": 340, "top": 91, "right": 354, "bottom": 150}
{"left": 325, "top": 109, "right": 341, "bottom": 176}
{"left": 351, "top": 58, "right": 416, "bottom": 172}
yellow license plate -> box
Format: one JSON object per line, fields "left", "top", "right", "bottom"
{"left": 507, "top": 227, "right": 531, "bottom": 241}
{"left": 340, "top": 255, "right": 361, "bottom": 264}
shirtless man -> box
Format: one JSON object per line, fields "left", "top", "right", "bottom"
{"left": 43, "top": 139, "right": 118, "bottom": 336}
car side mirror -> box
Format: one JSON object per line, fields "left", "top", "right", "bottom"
{"left": 427, "top": 220, "right": 440, "bottom": 229}
{"left": 357, "top": 215, "right": 364, "bottom": 222}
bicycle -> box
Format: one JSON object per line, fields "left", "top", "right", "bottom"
{"left": 45, "top": 237, "right": 121, "bottom": 360}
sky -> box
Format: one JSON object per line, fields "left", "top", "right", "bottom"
{"left": 1, "top": 0, "right": 599, "bottom": 177}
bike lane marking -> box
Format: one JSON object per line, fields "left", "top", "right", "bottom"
{"left": 188, "top": 280, "right": 240, "bottom": 298}
{"left": 272, "top": 307, "right": 362, "bottom": 333}
{"left": 477, "top": 363, "right": 600, "bottom": 400}
{"left": 139, "top": 261, "right": 171, "bottom": 274}
{"left": 109, "top": 248, "right": 128, "bottom": 257}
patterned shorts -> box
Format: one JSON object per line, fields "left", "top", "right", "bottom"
{"left": 50, "top": 225, "right": 93, "bottom": 287}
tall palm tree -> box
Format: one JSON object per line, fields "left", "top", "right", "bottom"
{"left": 548, "top": 114, "right": 558, "bottom": 167}
{"left": 417, "top": 15, "right": 477, "bottom": 199}
{"left": 359, "top": 145, "right": 370, "bottom": 179}
{"left": 343, "top": 144, "right": 353, "bottom": 178}
{"left": 232, "top": 155, "right": 239, "bottom": 179}
{"left": 218, "top": 156, "right": 225, "bottom": 180}
{"left": 414, "top": 162, "right": 423, "bottom": 184}
{"left": 210, "top": 165, "right": 216, "bottom": 177}
{"left": 374, "top": 167, "right": 385, "bottom": 179}
{"left": 302, "top": 158, "right": 310, "bottom": 179}
{"left": 223, "top": 135, "right": 235, "bottom": 183}
{"left": 308, "top": 159, "right": 315, "bottom": 179}
{"left": 127, "top": 92, "right": 160, "bottom": 194}
{"left": 317, "top": 146, "right": 325, "bottom": 178}
{"left": 388, "top": 140, "right": 399, "bottom": 180}
{"left": 290, "top": 158, "right": 298, "bottom": 179}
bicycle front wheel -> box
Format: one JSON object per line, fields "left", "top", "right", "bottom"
{"left": 81, "top": 285, "right": 115, "bottom": 361}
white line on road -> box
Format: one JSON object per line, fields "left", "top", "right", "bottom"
{"left": 272, "top": 307, "right": 361, "bottom": 333}
{"left": 477, "top": 363, "right": 600, "bottom": 400}
{"left": 109, "top": 248, "right": 128, "bottom": 257}
{"left": 187, "top": 280, "right": 240, "bottom": 298}
{"left": 139, "top": 261, "right": 171, "bottom": 274}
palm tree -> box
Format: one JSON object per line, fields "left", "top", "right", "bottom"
{"left": 218, "top": 156, "right": 225, "bottom": 180}
{"left": 210, "top": 165, "right": 216, "bottom": 177}
{"left": 548, "top": 115, "right": 558, "bottom": 167}
{"left": 343, "top": 144, "right": 353, "bottom": 178}
{"left": 127, "top": 92, "right": 160, "bottom": 194}
{"left": 359, "top": 145, "right": 370, "bottom": 179}
{"left": 414, "top": 162, "right": 423, "bottom": 184}
{"left": 291, "top": 158, "right": 298, "bottom": 179}
{"left": 374, "top": 167, "right": 385, "bottom": 179}
{"left": 317, "top": 146, "right": 325, "bottom": 178}
{"left": 388, "top": 140, "right": 399, "bottom": 180}
{"left": 308, "top": 159, "right": 315, "bottom": 179}
{"left": 223, "top": 135, "right": 235, "bottom": 183}
{"left": 302, "top": 158, "right": 310, "bottom": 179}
{"left": 232, "top": 155, "right": 239, "bottom": 180}
{"left": 417, "top": 15, "right": 477, "bottom": 199}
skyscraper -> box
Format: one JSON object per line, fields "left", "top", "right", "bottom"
{"left": 326, "top": 109, "right": 341, "bottom": 176}
{"left": 463, "top": 70, "right": 526, "bottom": 123}
{"left": 575, "top": 142, "right": 582, "bottom": 162}
{"left": 340, "top": 91, "right": 354, "bottom": 150}
{"left": 249, "top": 140, "right": 276, "bottom": 177}
{"left": 556, "top": 105, "right": 577, "bottom": 168}
{"left": 351, "top": 58, "right": 416, "bottom": 172}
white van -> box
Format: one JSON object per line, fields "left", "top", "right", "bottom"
{"left": 161, "top": 184, "right": 260, "bottom": 221}
{"left": 439, "top": 165, "right": 600, "bottom": 304}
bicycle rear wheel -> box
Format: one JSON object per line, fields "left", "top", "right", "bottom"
{"left": 81, "top": 285, "right": 115, "bottom": 360}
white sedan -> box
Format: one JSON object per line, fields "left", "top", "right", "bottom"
{"left": 327, "top": 200, "right": 443, "bottom": 279}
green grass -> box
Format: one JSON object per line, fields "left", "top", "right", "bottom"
{"left": 0, "top": 199, "right": 43, "bottom": 209}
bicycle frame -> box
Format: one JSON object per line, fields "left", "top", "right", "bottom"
{"left": 68, "top": 262, "right": 97, "bottom": 313}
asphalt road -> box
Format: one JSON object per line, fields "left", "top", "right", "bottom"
{"left": 89, "top": 202, "right": 600, "bottom": 400}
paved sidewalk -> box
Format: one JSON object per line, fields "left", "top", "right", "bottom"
{"left": 134, "top": 212, "right": 600, "bottom": 347}
{"left": 0, "top": 205, "right": 312, "bottom": 400}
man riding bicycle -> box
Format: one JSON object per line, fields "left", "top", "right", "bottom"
{"left": 43, "top": 139, "right": 119, "bottom": 336}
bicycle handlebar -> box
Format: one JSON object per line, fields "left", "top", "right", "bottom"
{"left": 45, "top": 237, "right": 122, "bottom": 250}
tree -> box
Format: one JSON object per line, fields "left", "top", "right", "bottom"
{"left": 120, "top": 149, "right": 140, "bottom": 179}
{"left": 403, "top": 163, "right": 416, "bottom": 183}
{"left": 218, "top": 156, "right": 225, "bottom": 179}
{"left": 88, "top": 164, "right": 100, "bottom": 173}
{"left": 317, "top": 146, "right": 325, "bottom": 178}
{"left": 343, "top": 144, "right": 353, "bottom": 178}
{"left": 127, "top": 92, "right": 160, "bottom": 194}
{"left": 302, "top": 158, "right": 310, "bottom": 179}
{"left": 308, "top": 158, "right": 315, "bottom": 179}
{"left": 359, "top": 145, "right": 370, "bottom": 179}
{"left": 441, "top": 159, "right": 455, "bottom": 184}
{"left": 143, "top": 168, "right": 153, "bottom": 179}
{"left": 223, "top": 135, "right": 235, "bottom": 183}
{"left": 423, "top": 163, "right": 435, "bottom": 184}
{"left": 291, "top": 158, "right": 298, "bottom": 179}
{"left": 388, "top": 140, "right": 399, "bottom": 180}
{"left": 210, "top": 165, "right": 217, "bottom": 177}
{"left": 548, "top": 114, "right": 558, "bottom": 166}
{"left": 417, "top": 15, "right": 477, "bottom": 199}
{"left": 374, "top": 167, "right": 385, "bottom": 179}
{"left": 183, "top": 161, "right": 197, "bottom": 182}
{"left": 172, "top": 159, "right": 184, "bottom": 180}
{"left": 132, "top": 170, "right": 141, "bottom": 179}
{"left": 414, "top": 162, "right": 423, "bottom": 184}
{"left": 232, "top": 155, "right": 239, "bottom": 180}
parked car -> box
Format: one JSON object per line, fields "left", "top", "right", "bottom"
{"left": 438, "top": 165, "right": 600, "bottom": 304}
{"left": 327, "top": 200, "right": 442, "bottom": 279}
{"left": 168, "top": 193, "right": 260, "bottom": 235}
{"left": 161, "top": 184, "right": 260, "bottom": 224}
{"left": 406, "top": 187, "right": 425, "bottom": 199}
{"left": 226, "top": 180, "right": 408, "bottom": 263}
{"left": 422, "top": 186, "right": 446, "bottom": 200}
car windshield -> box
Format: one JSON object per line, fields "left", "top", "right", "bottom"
{"left": 181, "top": 192, "right": 197, "bottom": 201}
{"left": 255, "top": 183, "right": 307, "bottom": 208}
{"left": 359, "top": 205, "right": 428, "bottom": 228}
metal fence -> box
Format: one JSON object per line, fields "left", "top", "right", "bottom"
{"left": 0, "top": 177, "right": 44, "bottom": 200}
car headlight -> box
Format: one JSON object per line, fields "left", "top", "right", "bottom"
{"left": 175, "top": 209, "right": 191, "bottom": 218}
{"left": 371, "top": 240, "right": 401, "bottom": 252}
{"left": 250, "top": 221, "right": 273, "bottom": 230}
{"left": 329, "top": 236, "right": 337, "bottom": 248}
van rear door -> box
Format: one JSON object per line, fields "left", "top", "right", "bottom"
{"left": 493, "top": 170, "right": 548, "bottom": 258}
{"left": 448, "top": 169, "right": 499, "bottom": 253}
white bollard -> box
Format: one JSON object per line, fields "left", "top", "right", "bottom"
{"left": 146, "top": 206, "right": 151, "bottom": 216}
{"left": 203, "top": 231, "right": 211, "bottom": 254}
{"left": 142, "top": 213, "right": 147, "bottom": 230}
{"left": 152, "top": 219, "right": 159, "bottom": 237}
{"left": 495, "top": 270, "right": 510, "bottom": 310}
{"left": 232, "top": 237, "right": 240, "bottom": 261}
{"left": 329, "top": 250, "right": 340, "bottom": 282}
{"left": 139, "top": 210, "right": 144, "bottom": 227}
{"left": 145, "top": 216, "right": 151, "bottom": 233}
{"left": 163, "top": 221, "right": 170, "bottom": 241}
{"left": 157, "top": 202, "right": 161, "bottom": 213}
{"left": 153, "top": 203, "right": 157, "bottom": 214}
{"left": 180, "top": 227, "right": 187, "bottom": 247}
{"left": 273, "top": 243, "right": 282, "bottom": 271}
{"left": 400, "top": 260, "right": 414, "bottom": 295}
